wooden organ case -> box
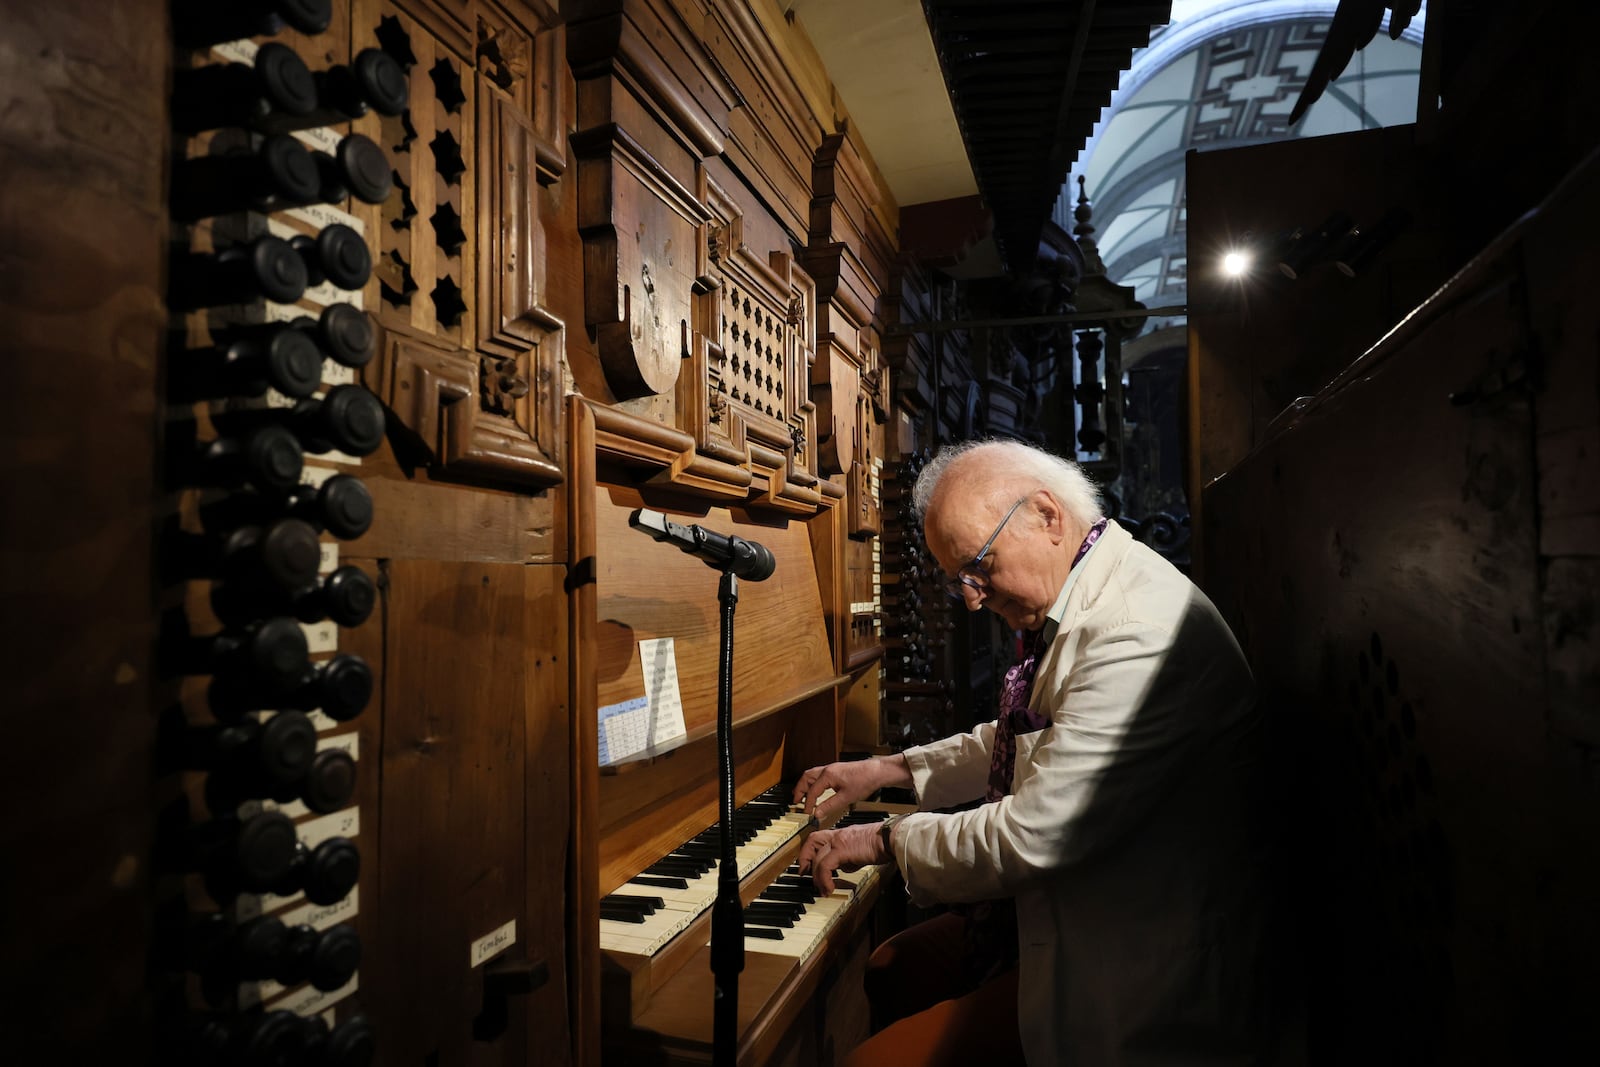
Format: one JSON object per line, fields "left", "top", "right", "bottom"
{"left": 4, "top": 0, "right": 904, "bottom": 1063}
{"left": 564, "top": 2, "right": 896, "bottom": 1062}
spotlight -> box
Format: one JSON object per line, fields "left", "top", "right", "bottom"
{"left": 1276, "top": 210, "right": 1354, "bottom": 279}
{"left": 1222, "top": 251, "right": 1251, "bottom": 277}
{"left": 1334, "top": 207, "right": 1412, "bottom": 277}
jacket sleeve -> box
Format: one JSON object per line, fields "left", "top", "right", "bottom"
{"left": 902, "top": 719, "right": 997, "bottom": 809}
{"left": 896, "top": 596, "right": 1249, "bottom": 905}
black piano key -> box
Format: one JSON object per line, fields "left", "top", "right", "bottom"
{"left": 759, "top": 885, "right": 813, "bottom": 904}
{"left": 606, "top": 893, "right": 665, "bottom": 910}
{"left": 741, "top": 912, "right": 794, "bottom": 928}
{"left": 628, "top": 875, "right": 690, "bottom": 890}
{"left": 744, "top": 926, "right": 785, "bottom": 940}
{"left": 646, "top": 860, "right": 708, "bottom": 877}
{"left": 599, "top": 907, "right": 647, "bottom": 924}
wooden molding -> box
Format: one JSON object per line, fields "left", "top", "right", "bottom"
{"left": 565, "top": 0, "right": 737, "bottom": 158}
{"left": 384, "top": 333, "right": 563, "bottom": 486}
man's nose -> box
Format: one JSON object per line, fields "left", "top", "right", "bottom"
{"left": 960, "top": 583, "right": 986, "bottom": 611}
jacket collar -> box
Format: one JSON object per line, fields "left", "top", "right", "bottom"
{"left": 1040, "top": 518, "right": 1130, "bottom": 645}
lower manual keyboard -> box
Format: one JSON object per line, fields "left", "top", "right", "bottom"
{"left": 737, "top": 861, "right": 881, "bottom": 963}
{"left": 599, "top": 785, "right": 814, "bottom": 957}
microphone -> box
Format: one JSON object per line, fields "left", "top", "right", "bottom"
{"left": 628, "top": 509, "right": 776, "bottom": 582}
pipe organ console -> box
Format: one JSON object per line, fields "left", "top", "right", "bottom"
{"left": 10, "top": 0, "right": 947, "bottom": 1063}
{"left": 13, "top": 1, "right": 1600, "bottom": 1064}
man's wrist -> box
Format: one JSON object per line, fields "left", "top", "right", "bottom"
{"left": 878, "top": 814, "right": 903, "bottom": 861}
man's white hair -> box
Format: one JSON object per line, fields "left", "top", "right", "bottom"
{"left": 911, "top": 439, "right": 1103, "bottom": 526}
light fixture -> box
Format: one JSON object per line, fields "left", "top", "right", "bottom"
{"left": 1334, "top": 207, "right": 1412, "bottom": 277}
{"left": 1222, "top": 250, "right": 1251, "bottom": 277}
{"left": 1276, "top": 210, "right": 1355, "bottom": 279}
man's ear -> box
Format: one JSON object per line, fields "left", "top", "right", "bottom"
{"left": 1036, "top": 490, "right": 1067, "bottom": 545}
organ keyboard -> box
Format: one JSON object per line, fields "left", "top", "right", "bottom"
{"left": 600, "top": 786, "right": 897, "bottom": 1064}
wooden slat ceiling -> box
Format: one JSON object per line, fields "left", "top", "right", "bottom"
{"left": 923, "top": 0, "right": 1173, "bottom": 274}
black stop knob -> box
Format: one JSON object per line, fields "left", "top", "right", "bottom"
{"left": 211, "top": 383, "right": 384, "bottom": 458}
{"left": 302, "top": 747, "right": 357, "bottom": 814}
{"left": 293, "top": 385, "right": 385, "bottom": 457}
{"left": 172, "top": 44, "right": 317, "bottom": 134}
{"left": 235, "top": 810, "right": 299, "bottom": 891}
{"left": 198, "top": 471, "right": 370, "bottom": 542}
{"left": 298, "top": 1015, "right": 331, "bottom": 1062}
{"left": 172, "top": 0, "right": 333, "bottom": 49}
{"left": 170, "top": 134, "right": 321, "bottom": 223}
{"left": 233, "top": 915, "right": 289, "bottom": 980}
{"left": 316, "top": 565, "right": 377, "bottom": 627}
{"left": 312, "top": 48, "right": 408, "bottom": 120}
{"left": 307, "top": 303, "right": 376, "bottom": 369}
{"left": 258, "top": 709, "right": 319, "bottom": 783}
{"left": 173, "top": 321, "right": 325, "bottom": 404}
{"left": 187, "top": 617, "right": 310, "bottom": 703}
{"left": 300, "top": 836, "right": 360, "bottom": 905}
{"left": 181, "top": 424, "right": 304, "bottom": 494}
{"left": 170, "top": 235, "right": 308, "bottom": 310}
{"left": 324, "top": 1016, "right": 376, "bottom": 1067}
{"left": 241, "top": 1008, "right": 308, "bottom": 1067}
{"left": 317, "top": 474, "right": 374, "bottom": 540}
{"left": 193, "top": 323, "right": 321, "bottom": 403}
{"left": 252, "top": 324, "right": 326, "bottom": 399}
{"left": 214, "top": 616, "right": 311, "bottom": 693}
{"left": 314, "top": 133, "right": 394, "bottom": 205}
{"left": 292, "top": 225, "right": 371, "bottom": 292}
{"left": 219, "top": 517, "right": 322, "bottom": 592}
{"left": 302, "top": 654, "right": 373, "bottom": 721}
{"left": 311, "top": 924, "right": 361, "bottom": 991}
{"left": 256, "top": 49, "right": 408, "bottom": 134}
{"left": 353, "top": 48, "right": 409, "bottom": 116}
{"left": 238, "top": 424, "right": 306, "bottom": 494}
{"left": 264, "top": 925, "right": 360, "bottom": 995}
{"left": 194, "top": 710, "right": 314, "bottom": 786}
{"left": 184, "top": 809, "right": 297, "bottom": 895}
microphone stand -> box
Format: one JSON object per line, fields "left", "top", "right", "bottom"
{"left": 710, "top": 566, "right": 743, "bottom": 1067}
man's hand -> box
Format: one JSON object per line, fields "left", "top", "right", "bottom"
{"left": 795, "top": 822, "right": 887, "bottom": 895}
{"left": 792, "top": 755, "right": 911, "bottom": 824}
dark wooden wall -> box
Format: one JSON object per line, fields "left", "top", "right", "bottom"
{"left": 0, "top": 0, "right": 168, "bottom": 1059}
{"left": 1189, "top": 4, "right": 1600, "bottom": 1055}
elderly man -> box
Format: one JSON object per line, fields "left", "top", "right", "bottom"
{"left": 796, "top": 440, "right": 1283, "bottom": 1066}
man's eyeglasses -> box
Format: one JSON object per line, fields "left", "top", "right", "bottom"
{"left": 944, "top": 495, "right": 1031, "bottom": 600}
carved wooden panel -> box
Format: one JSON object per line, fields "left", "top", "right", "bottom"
{"left": 359, "top": 0, "right": 562, "bottom": 487}
{"left": 675, "top": 174, "right": 822, "bottom": 512}
{"left": 572, "top": 123, "right": 711, "bottom": 400}
{"left": 566, "top": 0, "right": 833, "bottom": 513}
{"left": 805, "top": 130, "right": 890, "bottom": 486}
{"left": 846, "top": 384, "right": 882, "bottom": 539}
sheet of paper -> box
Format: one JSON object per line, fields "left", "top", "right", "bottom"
{"left": 595, "top": 639, "right": 688, "bottom": 767}
{"left": 597, "top": 696, "right": 649, "bottom": 766}
{"left": 639, "top": 638, "right": 687, "bottom": 748}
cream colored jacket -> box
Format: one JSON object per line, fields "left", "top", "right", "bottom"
{"left": 895, "top": 520, "right": 1277, "bottom": 1065}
